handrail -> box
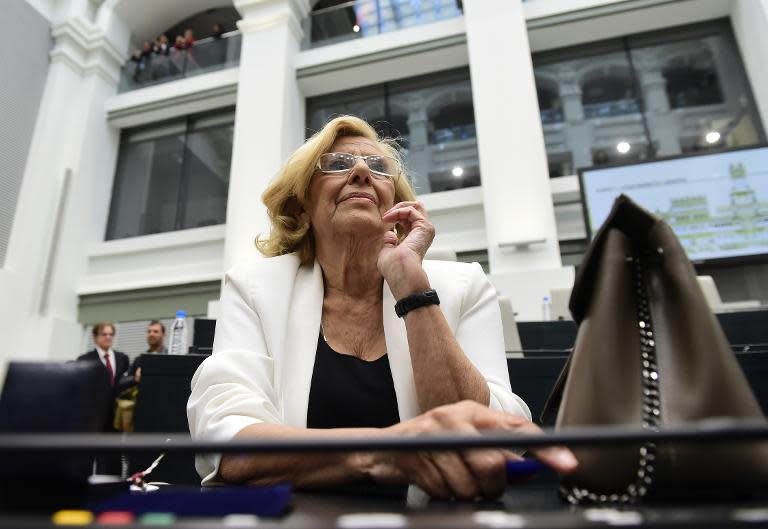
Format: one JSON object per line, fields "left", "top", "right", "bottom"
{"left": 120, "top": 32, "right": 242, "bottom": 92}
{"left": 0, "top": 419, "right": 765, "bottom": 454}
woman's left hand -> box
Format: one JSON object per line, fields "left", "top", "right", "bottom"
{"left": 378, "top": 201, "right": 435, "bottom": 299}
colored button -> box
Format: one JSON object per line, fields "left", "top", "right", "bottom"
{"left": 52, "top": 510, "right": 94, "bottom": 525}
{"left": 96, "top": 511, "right": 135, "bottom": 525}
{"left": 139, "top": 512, "right": 176, "bottom": 525}
{"left": 223, "top": 514, "right": 260, "bottom": 527}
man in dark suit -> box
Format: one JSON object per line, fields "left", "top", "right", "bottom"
{"left": 77, "top": 322, "right": 132, "bottom": 475}
{"left": 77, "top": 322, "right": 131, "bottom": 393}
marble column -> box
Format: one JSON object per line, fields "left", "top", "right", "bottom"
{"left": 464, "top": 0, "right": 561, "bottom": 273}
{"left": 405, "top": 102, "right": 431, "bottom": 194}
{"left": 559, "top": 67, "right": 593, "bottom": 172}
{"left": 2, "top": 6, "right": 126, "bottom": 359}
{"left": 634, "top": 49, "right": 681, "bottom": 156}
{"left": 224, "top": 0, "right": 310, "bottom": 270}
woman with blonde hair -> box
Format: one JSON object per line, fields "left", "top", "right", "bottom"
{"left": 188, "top": 116, "right": 576, "bottom": 499}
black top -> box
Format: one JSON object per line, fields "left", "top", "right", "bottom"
{"left": 307, "top": 333, "right": 400, "bottom": 429}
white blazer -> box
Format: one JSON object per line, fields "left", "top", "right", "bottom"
{"left": 187, "top": 254, "right": 531, "bottom": 483}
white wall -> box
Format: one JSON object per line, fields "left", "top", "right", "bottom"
{"left": 731, "top": 0, "right": 768, "bottom": 132}
{"left": 5, "top": 0, "right": 768, "bottom": 364}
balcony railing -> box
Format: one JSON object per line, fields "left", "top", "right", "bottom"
{"left": 429, "top": 123, "right": 476, "bottom": 145}
{"left": 583, "top": 98, "right": 641, "bottom": 119}
{"left": 540, "top": 108, "right": 564, "bottom": 124}
{"left": 118, "top": 32, "right": 242, "bottom": 93}
{"left": 306, "top": 0, "right": 463, "bottom": 48}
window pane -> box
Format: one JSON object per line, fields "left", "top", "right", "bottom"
{"left": 307, "top": 0, "right": 462, "bottom": 49}
{"left": 630, "top": 30, "right": 762, "bottom": 155}
{"left": 306, "top": 68, "right": 478, "bottom": 195}
{"left": 106, "top": 110, "right": 235, "bottom": 240}
{"left": 306, "top": 85, "right": 387, "bottom": 137}
{"left": 179, "top": 121, "right": 234, "bottom": 229}
{"left": 107, "top": 130, "right": 184, "bottom": 239}
{"left": 532, "top": 21, "right": 766, "bottom": 178}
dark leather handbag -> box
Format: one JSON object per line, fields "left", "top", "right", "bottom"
{"left": 542, "top": 194, "right": 768, "bottom": 504}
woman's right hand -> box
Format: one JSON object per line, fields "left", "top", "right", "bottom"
{"left": 368, "top": 400, "right": 577, "bottom": 500}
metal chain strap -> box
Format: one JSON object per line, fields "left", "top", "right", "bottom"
{"left": 561, "top": 253, "right": 662, "bottom": 505}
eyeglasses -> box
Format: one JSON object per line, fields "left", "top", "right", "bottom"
{"left": 317, "top": 152, "right": 401, "bottom": 182}
{"left": 98, "top": 333, "right": 114, "bottom": 337}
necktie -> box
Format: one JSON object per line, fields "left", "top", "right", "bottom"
{"left": 104, "top": 353, "right": 115, "bottom": 386}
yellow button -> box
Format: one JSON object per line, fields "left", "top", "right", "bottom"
{"left": 52, "top": 510, "right": 94, "bottom": 525}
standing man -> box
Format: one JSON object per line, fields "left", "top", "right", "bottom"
{"left": 78, "top": 322, "right": 131, "bottom": 473}
{"left": 78, "top": 322, "right": 131, "bottom": 391}
{"left": 131, "top": 320, "right": 168, "bottom": 383}
{"left": 146, "top": 320, "right": 168, "bottom": 354}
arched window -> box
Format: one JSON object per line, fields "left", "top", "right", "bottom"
{"left": 369, "top": 115, "right": 410, "bottom": 143}
{"left": 581, "top": 74, "right": 636, "bottom": 105}
{"left": 664, "top": 53, "right": 723, "bottom": 108}
{"left": 580, "top": 66, "right": 639, "bottom": 118}
{"left": 429, "top": 102, "right": 476, "bottom": 144}
{"left": 163, "top": 7, "right": 240, "bottom": 42}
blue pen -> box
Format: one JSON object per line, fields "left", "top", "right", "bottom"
{"left": 505, "top": 459, "right": 547, "bottom": 480}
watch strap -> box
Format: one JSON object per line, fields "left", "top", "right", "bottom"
{"left": 395, "top": 289, "right": 440, "bottom": 318}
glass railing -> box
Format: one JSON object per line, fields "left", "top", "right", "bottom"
{"left": 305, "top": 0, "right": 463, "bottom": 48}
{"left": 583, "top": 98, "right": 641, "bottom": 119}
{"left": 429, "top": 123, "right": 476, "bottom": 144}
{"left": 540, "top": 108, "right": 564, "bottom": 124}
{"left": 118, "top": 32, "right": 242, "bottom": 93}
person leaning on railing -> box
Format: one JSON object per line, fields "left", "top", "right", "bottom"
{"left": 187, "top": 115, "right": 578, "bottom": 499}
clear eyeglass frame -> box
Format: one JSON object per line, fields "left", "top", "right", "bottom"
{"left": 317, "top": 152, "right": 401, "bottom": 183}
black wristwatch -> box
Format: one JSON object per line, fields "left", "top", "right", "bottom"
{"left": 395, "top": 289, "right": 440, "bottom": 318}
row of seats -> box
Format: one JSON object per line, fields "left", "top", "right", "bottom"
{"left": 549, "top": 276, "right": 761, "bottom": 321}
{"left": 424, "top": 247, "right": 763, "bottom": 351}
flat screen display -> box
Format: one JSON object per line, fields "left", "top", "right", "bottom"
{"left": 579, "top": 146, "right": 768, "bottom": 263}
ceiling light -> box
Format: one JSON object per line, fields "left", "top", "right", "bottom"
{"left": 452, "top": 166, "right": 464, "bottom": 177}
{"left": 616, "top": 141, "right": 631, "bottom": 154}
{"left": 705, "top": 131, "right": 721, "bottom": 144}
{"left": 352, "top": 24, "right": 360, "bottom": 32}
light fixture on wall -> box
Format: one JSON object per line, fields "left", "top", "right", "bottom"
{"left": 705, "top": 131, "right": 721, "bottom": 144}
{"left": 616, "top": 141, "right": 631, "bottom": 154}
{"left": 353, "top": 24, "right": 360, "bottom": 32}
{"left": 452, "top": 166, "right": 464, "bottom": 177}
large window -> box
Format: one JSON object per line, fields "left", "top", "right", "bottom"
{"left": 533, "top": 20, "right": 765, "bottom": 178}
{"left": 106, "top": 109, "right": 234, "bottom": 240}
{"left": 306, "top": 0, "right": 463, "bottom": 49}
{"left": 306, "top": 68, "right": 478, "bottom": 194}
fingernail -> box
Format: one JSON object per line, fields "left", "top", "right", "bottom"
{"left": 557, "top": 450, "right": 578, "bottom": 469}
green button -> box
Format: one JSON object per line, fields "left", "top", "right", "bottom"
{"left": 139, "top": 512, "right": 176, "bottom": 525}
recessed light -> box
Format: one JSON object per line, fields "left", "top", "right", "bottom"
{"left": 616, "top": 141, "right": 631, "bottom": 154}
{"left": 705, "top": 131, "right": 721, "bottom": 144}
{"left": 352, "top": 24, "right": 360, "bottom": 33}
{"left": 452, "top": 166, "right": 464, "bottom": 177}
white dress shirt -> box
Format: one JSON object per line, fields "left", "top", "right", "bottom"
{"left": 95, "top": 346, "right": 117, "bottom": 375}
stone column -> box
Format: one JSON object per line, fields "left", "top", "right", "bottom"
{"left": 634, "top": 48, "right": 681, "bottom": 156}
{"left": 405, "top": 101, "right": 431, "bottom": 194}
{"left": 224, "top": 0, "right": 310, "bottom": 270}
{"left": 731, "top": 0, "right": 768, "bottom": 135}
{"left": 558, "top": 67, "right": 593, "bottom": 172}
{"left": 2, "top": 8, "right": 126, "bottom": 359}
{"left": 463, "top": 0, "right": 561, "bottom": 273}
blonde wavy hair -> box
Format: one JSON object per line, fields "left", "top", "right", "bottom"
{"left": 255, "top": 115, "right": 417, "bottom": 265}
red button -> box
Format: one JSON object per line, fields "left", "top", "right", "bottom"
{"left": 96, "top": 511, "right": 135, "bottom": 525}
